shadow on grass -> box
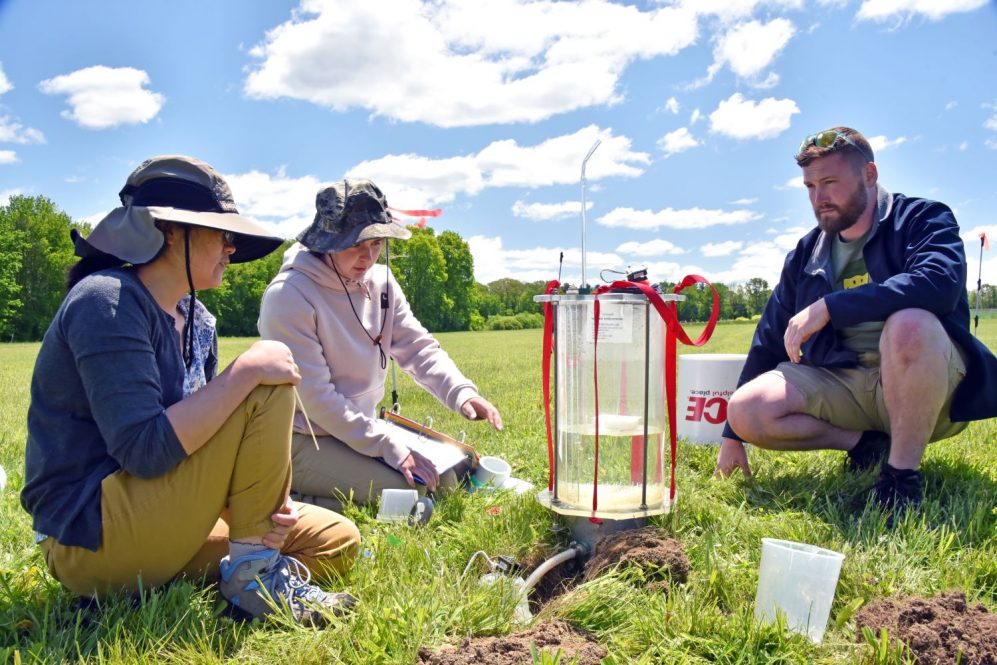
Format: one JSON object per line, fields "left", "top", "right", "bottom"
{"left": 739, "top": 451, "right": 996, "bottom": 546}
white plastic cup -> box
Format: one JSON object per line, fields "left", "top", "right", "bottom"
{"left": 754, "top": 538, "right": 845, "bottom": 643}
{"left": 376, "top": 488, "right": 419, "bottom": 522}
{"left": 475, "top": 456, "right": 511, "bottom": 488}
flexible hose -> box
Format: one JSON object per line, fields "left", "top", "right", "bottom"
{"left": 521, "top": 542, "right": 587, "bottom": 594}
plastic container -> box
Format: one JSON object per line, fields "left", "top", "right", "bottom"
{"left": 376, "top": 489, "right": 433, "bottom": 525}
{"left": 676, "top": 354, "right": 746, "bottom": 444}
{"left": 475, "top": 456, "right": 512, "bottom": 488}
{"left": 0, "top": 464, "right": 6, "bottom": 492}
{"left": 754, "top": 538, "right": 845, "bottom": 643}
{"left": 534, "top": 292, "right": 682, "bottom": 519}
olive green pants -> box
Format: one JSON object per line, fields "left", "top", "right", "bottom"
{"left": 41, "top": 385, "right": 360, "bottom": 596}
{"left": 290, "top": 433, "right": 468, "bottom": 512}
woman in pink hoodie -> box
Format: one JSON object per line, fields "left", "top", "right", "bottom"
{"left": 259, "top": 179, "right": 502, "bottom": 511}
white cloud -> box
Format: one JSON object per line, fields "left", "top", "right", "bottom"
{"left": 958, "top": 141, "right": 969, "bottom": 151}
{"left": 657, "top": 127, "right": 700, "bottom": 156}
{"left": 701, "top": 240, "right": 744, "bottom": 257}
{"left": 76, "top": 211, "right": 109, "bottom": 230}
{"left": 597, "top": 205, "right": 761, "bottom": 230}
{"left": 0, "top": 115, "right": 45, "bottom": 144}
{"left": 0, "top": 150, "right": 17, "bottom": 165}
{"left": 616, "top": 239, "right": 686, "bottom": 256}
{"left": 867, "top": 135, "right": 907, "bottom": 152}
{"left": 713, "top": 19, "right": 795, "bottom": 80}
{"left": 38, "top": 66, "right": 165, "bottom": 130}
{"left": 986, "top": 138, "right": 997, "bottom": 150}
{"left": 347, "top": 125, "right": 649, "bottom": 206}
{"left": 730, "top": 197, "right": 757, "bottom": 205}
{"left": 224, "top": 167, "right": 327, "bottom": 238}
{"left": 670, "top": 0, "right": 804, "bottom": 23}
{"left": 245, "top": 0, "right": 700, "bottom": 127}
{"left": 467, "top": 234, "right": 622, "bottom": 283}
{"left": 512, "top": 200, "right": 590, "bottom": 221}
{"left": 944, "top": 101, "right": 957, "bottom": 111}
{"left": 0, "top": 64, "right": 11, "bottom": 95}
{"left": 856, "top": 0, "right": 988, "bottom": 22}
{"left": 779, "top": 175, "right": 804, "bottom": 189}
{"left": 984, "top": 114, "right": 997, "bottom": 132}
{"left": 709, "top": 93, "right": 799, "bottom": 140}
{"left": 1, "top": 188, "right": 23, "bottom": 206}
{"left": 689, "top": 108, "right": 702, "bottom": 125}
{"left": 663, "top": 97, "right": 680, "bottom": 114}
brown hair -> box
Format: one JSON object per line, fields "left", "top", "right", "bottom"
{"left": 794, "top": 126, "right": 874, "bottom": 171}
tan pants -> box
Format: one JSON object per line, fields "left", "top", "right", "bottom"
{"left": 290, "top": 433, "right": 467, "bottom": 512}
{"left": 41, "top": 385, "right": 360, "bottom": 596}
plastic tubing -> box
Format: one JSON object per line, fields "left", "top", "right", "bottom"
{"left": 521, "top": 542, "right": 587, "bottom": 594}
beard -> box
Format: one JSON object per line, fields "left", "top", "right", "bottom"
{"left": 814, "top": 182, "right": 868, "bottom": 235}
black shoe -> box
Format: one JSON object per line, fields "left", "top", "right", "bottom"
{"left": 846, "top": 430, "right": 890, "bottom": 472}
{"left": 872, "top": 463, "right": 923, "bottom": 526}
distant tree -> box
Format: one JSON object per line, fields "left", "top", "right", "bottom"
{"left": 0, "top": 225, "right": 25, "bottom": 339}
{"left": 199, "top": 241, "right": 290, "bottom": 337}
{"left": 390, "top": 227, "right": 448, "bottom": 331}
{"left": 437, "top": 230, "right": 475, "bottom": 332}
{"left": 472, "top": 282, "right": 503, "bottom": 319}
{"left": 743, "top": 277, "right": 771, "bottom": 315}
{"left": 0, "top": 195, "right": 80, "bottom": 340}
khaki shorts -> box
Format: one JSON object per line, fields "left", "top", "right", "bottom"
{"left": 769, "top": 340, "right": 968, "bottom": 442}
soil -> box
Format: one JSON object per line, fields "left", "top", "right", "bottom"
{"left": 854, "top": 591, "right": 997, "bottom": 664}
{"left": 520, "top": 547, "right": 585, "bottom": 609}
{"left": 583, "top": 527, "right": 690, "bottom": 592}
{"left": 418, "top": 620, "right": 607, "bottom": 665}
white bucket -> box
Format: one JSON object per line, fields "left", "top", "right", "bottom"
{"left": 754, "top": 538, "right": 845, "bottom": 643}
{"left": 676, "top": 353, "right": 746, "bottom": 444}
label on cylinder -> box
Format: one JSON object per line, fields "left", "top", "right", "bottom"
{"left": 583, "top": 302, "right": 632, "bottom": 344}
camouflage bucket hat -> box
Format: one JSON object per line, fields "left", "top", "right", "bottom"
{"left": 297, "top": 179, "right": 411, "bottom": 253}
{"left": 72, "top": 155, "right": 283, "bottom": 265}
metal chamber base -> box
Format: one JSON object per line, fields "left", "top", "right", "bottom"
{"left": 559, "top": 514, "right": 649, "bottom": 551}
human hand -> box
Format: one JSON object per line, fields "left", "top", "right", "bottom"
{"left": 460, "top": 396, "right": 503, "bottom": 431}
{"left": 262, "top": 495, "right": 300, "bottom": 550}
{"left": 714, "top": 438, "right": 752, "bottom": 478}
{"left": 399, "top": 449, "right": 439, "bottom": 491}
{"left": 238, "top": 340, "right": 301, "bottom": 386}
{"left": 784, "top": 299, "right": 830, "bottom": 364}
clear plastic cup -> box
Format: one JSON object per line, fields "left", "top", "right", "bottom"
{"left": 754, "top": 538, "right": 845, "bottom": 643}
{"left": 376, "top": 489, "right": 418, "bottom": 522}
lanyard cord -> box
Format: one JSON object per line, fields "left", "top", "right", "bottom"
{"left": 329, "top": 253, "right": 389, "bottom": 370}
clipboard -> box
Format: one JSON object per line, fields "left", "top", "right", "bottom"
{"left": 378, "top": 407, "right": 480, "bottom": 474}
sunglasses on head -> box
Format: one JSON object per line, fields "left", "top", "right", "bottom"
{"left": 798, "top": 129, "right": 873, "bottom": 162}
{"left": 220, "top": 230, "right": 236, "bottom": 246}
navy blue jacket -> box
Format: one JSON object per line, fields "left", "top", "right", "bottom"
{"left": 22, "top": 268, "right": 190, "bottom": 551}
{"left": 723, "top": 186, "right": 997, "bottom": 441}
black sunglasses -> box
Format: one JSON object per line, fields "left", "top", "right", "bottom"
{"left": 798, "top": 130, "right": 873, "bottom": 162}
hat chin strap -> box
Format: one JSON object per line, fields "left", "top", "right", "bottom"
{"left": 182, "top": 227, "right": 197, "bottom": 369}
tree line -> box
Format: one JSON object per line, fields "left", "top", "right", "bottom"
{"left": 4, "top": 194, "right": 994, "bottom": 341}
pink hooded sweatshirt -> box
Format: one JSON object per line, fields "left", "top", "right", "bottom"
{"left": 258, "top": 244, "right": 480, "bottom": 469}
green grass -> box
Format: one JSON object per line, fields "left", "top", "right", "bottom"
{"left": 1, "top": 321, "right": 995, "bottom": 664}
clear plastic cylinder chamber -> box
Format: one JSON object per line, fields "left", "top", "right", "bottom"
{"left": 536, "top": 292, "right": 680, "bottom": 518}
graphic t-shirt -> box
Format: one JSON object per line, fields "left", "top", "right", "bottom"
{"left": 832, "top": 227, "right": 883, "bottom": 365}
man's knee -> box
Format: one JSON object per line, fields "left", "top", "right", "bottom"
{"left": 727, "top": 375, "right": 802, "bottom": 442}
{"left": 881, "top": 309, "right": 947, "bottom": 363}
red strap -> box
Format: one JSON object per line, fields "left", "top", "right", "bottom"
{"left": 540, "top": 280, "right": 559, "bottom": 492}
{"left": 592, "top": 298, "right": 601, "bottom": 516}
{"left": 593, "top": 277, "right": 720, "bottom": 502}
{"left": 387, "top": 206, "right": 443, "bottom": 217}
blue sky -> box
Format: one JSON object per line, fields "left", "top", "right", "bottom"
{"left": 1, "top": 0, "right": 996, "bottom": 289}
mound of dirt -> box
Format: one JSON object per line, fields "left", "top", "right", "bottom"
{"left": 583, "top": 527, "right": 689, "bottom": 590}
{"left": 854, "top": 591, "right": 997, "bottom": 664}
{"left": 418, "top": 620, "right": 607, "bottom": 665}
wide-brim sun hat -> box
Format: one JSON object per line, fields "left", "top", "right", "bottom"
{"left": 72, "top": 155, "right": 283, "bottom": 265}
{"left": 297, "top": 179, "right": 411, "bottom": 254}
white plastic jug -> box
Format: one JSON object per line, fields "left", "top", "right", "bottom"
{"left": 754, "top": 538, "right": 845, "bottom": 643}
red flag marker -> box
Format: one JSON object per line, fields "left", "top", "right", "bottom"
{"left": 982, "top": 232, "right": 990, "bottom": 251}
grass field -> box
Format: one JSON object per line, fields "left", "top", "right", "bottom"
{"left": 1, "top": 321, "right": 995, "bottom": 663}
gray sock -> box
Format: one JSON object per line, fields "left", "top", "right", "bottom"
{"left": 228, "top": 540, "right": 272, "bottom": 562}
